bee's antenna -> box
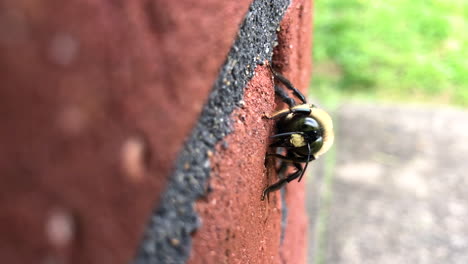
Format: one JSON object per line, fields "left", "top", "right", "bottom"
{"left": 298, "top": 143, "right": 311, "bottom": 182}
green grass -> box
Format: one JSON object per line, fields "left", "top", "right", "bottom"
{"left": 313, "top": 141, "right": 337, "bottom": 264}
{"left": 312, "top": 0, "right": 468, "bottom": 106}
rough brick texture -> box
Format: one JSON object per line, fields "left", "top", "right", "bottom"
{"left": 188, "top": 0, "right": 312, "bottom": 262}
{"left": 0, "top": 0, "right": 312, "bottom": 263}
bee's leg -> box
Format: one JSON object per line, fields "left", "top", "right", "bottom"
{"left": 275, "top": 85, "right": 296, "bottom": 107}
{"left": 269, "top": 139, "right": 287, "bottom": 148}
{"left": 268, "top": 132, "right": 303, "bottom": 148}
{"left": 277, "top": 161, "right": 288, "bottom": 179}
{"left": 262, "top": 162, "right": 303, "bottom": 201}
{"left": 263, "top": 106, "right": 312, "bottom": 120}
{"left": 265, "top": 153, "right": 312, "bottom": 163}
{"left": 268, "top": 65, "right": 307, "bottom": 104}
{"left": 265, "top": 153, "right": 293, "bottom": 162}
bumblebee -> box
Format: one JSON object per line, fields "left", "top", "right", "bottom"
{"left": 262, "top": 66, "right": 334, "bottom": 201}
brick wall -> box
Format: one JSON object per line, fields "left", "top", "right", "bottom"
{"left": 0, "top": 0, "right": 312, "bottom": 263}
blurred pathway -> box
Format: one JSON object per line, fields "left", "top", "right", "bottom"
{"left": 307, "top": 103, "right": 468, "bottom": 264}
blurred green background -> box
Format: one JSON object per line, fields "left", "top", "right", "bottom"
{"left": 311, "top": 0, "right": 468, "bottom": 107}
